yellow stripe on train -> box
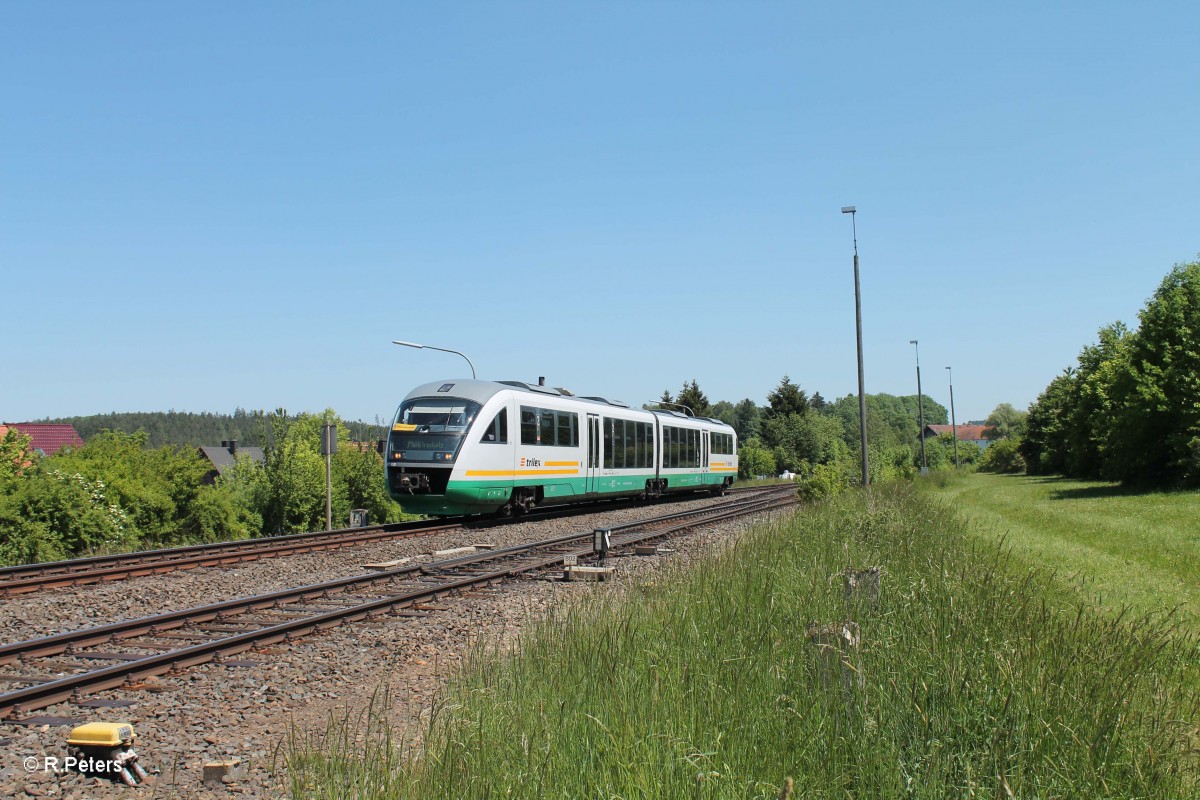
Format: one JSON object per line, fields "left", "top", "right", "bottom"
{"left": 465, "top": 469, "right": 581, "bottom": 477}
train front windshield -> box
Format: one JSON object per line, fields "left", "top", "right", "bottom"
{"left": 388, "top": 397, "right": 482, "bottom": 464}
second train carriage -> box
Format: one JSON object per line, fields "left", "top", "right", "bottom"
{"left": 385, "top": 379, "right": 738, "bottom": 516}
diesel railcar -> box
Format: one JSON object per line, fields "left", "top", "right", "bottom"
{"left": 385, "top": 379, "right": 738, "bottom": 516}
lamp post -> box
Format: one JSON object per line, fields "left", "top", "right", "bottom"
{"left": 946, "top": 366, "right": 959, "bottom": 468}
{"left": 392, "top": 340, "right": 477, "bottom": 379}
{"left": 842, "top": 205, "right": 869, "bottom": 487}
{"left": 652, "top": 400, "right": 695, "bottom": 417}
{"left": 910, "top": 339, "right": 927, "bottom": 474}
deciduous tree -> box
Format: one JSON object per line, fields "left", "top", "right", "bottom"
{"left": 984, "top": 403, "right": 1028, "bottom": 441}
{"left": 1105, "top": 259, "right": 1200, "bottom": 485}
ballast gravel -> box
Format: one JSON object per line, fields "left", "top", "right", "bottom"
{"left": 0, "top": 494, "right": 794, "bottom": 799}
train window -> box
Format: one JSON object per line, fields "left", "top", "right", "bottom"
{"left": 480, "top": 409, "right": 508, "bottom": 443}
{"left": 601, "top": 417, "right": 656, "bottom": 468}
{"left": 629, "top": 421, "right": 636, "bottom": 467}
{"left": 612, "top": 419, "right": 622, "bottom": 468}
{"left": 557, "top": 412, "right": 577, "bottom": 448}
{"left": 603, "top": 418, "right": 614, "bottom": 468}
{"left": 397, "top": 398, "right": 480, "bottom": 432}
{"left": 662, "top": 425, "right": 706, "bottom": 469}
{"left": 520, "top": 407, "right": 537, "bottom": 445}
{"left": 624, "top": 419, "right": 633, "bottom": 470}
{"left": 520, "top": 407, "right": 580, "bottom": 447}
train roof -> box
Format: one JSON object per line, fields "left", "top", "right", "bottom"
{"left": 398, "top": 379, "right": 733, "bottom": 428}
{"left": 400, "top": 379, "right": 633, "bottom": 410}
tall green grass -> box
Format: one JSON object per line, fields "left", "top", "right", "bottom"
{"left": 289, "top": 484, "right": 1199, "bottom": 798}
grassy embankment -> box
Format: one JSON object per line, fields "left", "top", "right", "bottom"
{"left": 925, "top": 471, "right": 1200, "bottom": 635}
{"left": 288, "top": 482, "right": 1199, "bottom": 798}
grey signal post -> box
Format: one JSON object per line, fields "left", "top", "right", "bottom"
{"left": 910, "top": 340, "right": 927, "bottom": 474}
{"left": 320, "top": 421, "right": 337, "bottom": 530}
{"left": 593, "top": 528, "right": 611, "bottom": 565}
{"left": 842, "top": 206, "right": 869, "bottom": 487}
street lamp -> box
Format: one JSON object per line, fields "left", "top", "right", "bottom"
{"left": 910, "top": 340, "right": 927, "bottom": 474}
{"left": 946, "top": 366, "right": 959, "bottom": 468}
{"left": 842, "top": 205, "right": 869, "bottom": 488}
{"left": 392, "top": 340, "right": 477, "bottom": 379}
{"left": 652, "top": 400, "right": 695, "bottom": 417}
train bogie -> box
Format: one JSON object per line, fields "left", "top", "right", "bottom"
{"left": 385, "top": 379, "right": 737, "bottom": 516}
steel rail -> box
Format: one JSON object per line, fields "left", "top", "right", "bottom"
{"left": 0, "top": 519, "right": 437, "bottom": 578}
{"left": 0, "top": 492, "right": 781, "bottom": 664}
{"left": 0, "top": 485, "right": 763, "bottom": 596}
{"left": 0, "top": 489, "right": 794, "bottom": 718}
{"left": 0, "top": 520, "right": 465, "bottom": 596}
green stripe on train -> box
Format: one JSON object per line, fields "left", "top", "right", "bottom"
{"left": 392, "top": 472, "right": 730, "bottom": 515}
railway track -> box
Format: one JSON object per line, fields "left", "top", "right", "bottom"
{"left": 0, "top": 486, "right": 796, "bottom": 719}
{"left": 0, "top": 485, "right": 768, "bottom": 597}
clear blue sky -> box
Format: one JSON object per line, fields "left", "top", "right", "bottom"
{"left": 3, "top": 2, "right": 1197, "bottom": 426}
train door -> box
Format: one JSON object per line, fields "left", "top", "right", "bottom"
{"left": 702, "top": 430, "right": 710, "bottom": 477}
{"left": 586, "top": 414, "right": 600, "bottom": 494}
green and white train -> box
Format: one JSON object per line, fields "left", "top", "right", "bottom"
{"left": 385, "top": 379, "right": 738, "bottom": 516}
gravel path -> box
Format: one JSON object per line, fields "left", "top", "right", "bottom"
{"left": 0, "top": 495, "right": 794, "bottom": 799}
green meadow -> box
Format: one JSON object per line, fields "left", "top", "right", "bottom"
{"left": 925, "top": 472, "right": 1200, "bottom": 635}
{"left": 289, "top": 481, "right": 1199, "bottom": 798}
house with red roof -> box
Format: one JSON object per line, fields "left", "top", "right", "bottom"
{"left": 0, "top": 423, "right": 85, "bottom": 456}
{"left": 922, "top": 424, "right": 991, "bottom": 449}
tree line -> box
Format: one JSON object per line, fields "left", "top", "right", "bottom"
{"left": 1021, "top": 258, "right": 1200, "bottom": 487}
{"left": 40, "top": 409, "right": 385, "bottom": 449}
{"left": 1, "top": 374, "right": 1028, "bottom": 565}
{"left": 0, "top": 411, "right": 408, "bottom": 566}
{"left": 657, "top": 376, "right": 1020, "bottom": 498}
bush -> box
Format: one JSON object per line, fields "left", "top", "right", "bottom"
{"left": 980, "top": 438, "right": 1025, "bottom": 473}
{"left": 795, "top": 461, "right": 850, "bottom": 501}
{"left": 737, "top": 438, "right": 776, "bottom": 479}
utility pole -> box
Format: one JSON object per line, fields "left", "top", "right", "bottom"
{"left": 842, "top": 206, "right": 869, "bottom": 487}
{"left": 910, "top": 340, "right": 927, "bottom": 474}
{"left": 946, "top": 366, "right": 959, "bottom": 468}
